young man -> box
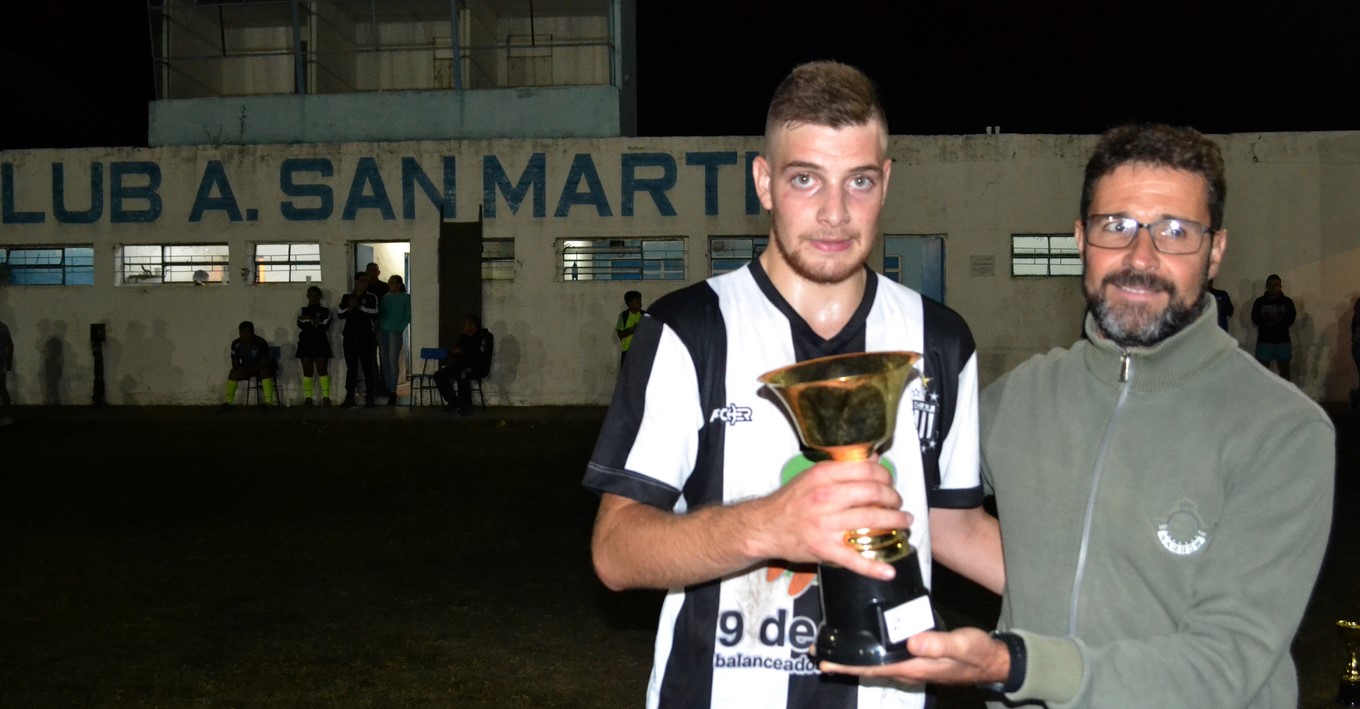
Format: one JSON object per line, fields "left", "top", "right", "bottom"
{"left": 825, "top": 125, "right": 1334, "bottom": 708}
{"left": 583, "top": 61, "right": 1001, "bottom": 709}
{"left": 222, "top": 320, "right": 277, "bottom": 409}
{"left": 338, "top": 272, "right": 380, "bottom": 408}
{"left": 1250, "top": 273, "right": 1297, "bottom": 380}
{"left": 433, "top": 314, "right": 493, "bottom": 415}
{"left": 615, "top": 290, "right": 644, "bottom": 365}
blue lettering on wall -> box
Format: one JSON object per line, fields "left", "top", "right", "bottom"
{"left": 621, "top": 153, "right": 677, "bottom": 217}
{"left": 484, "top": 153, "right": 546, "bottom": 218}
{"left": 110, "top": 161, "right": 162, "bottom": 224}
{"left": 280, "top": 158, "right": 334, "bottom": 221}
{"left": 684, "top": 151, "right": 738, "bottom": 217}
{"left": 342, "top": 157, "right": 396, "bottom": 221}
{"left": 402, "top": 156, "right": 456, "bottom": 220}
{"left": 554, "top": 153, "right": 612, "bottom": 218}
{"left": 745, "top": 151, "right": 762, "bottom": 216}
{"left": 188, "top": 161, "right": 243, "bottom": 222}
{"left": 2, "top": 163, "right": 46, "bottom": 224}
{"left": 53, "top": 162, "right": 103, "bottom": 224}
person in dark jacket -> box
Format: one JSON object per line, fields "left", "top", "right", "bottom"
{"left": 434, "top": 313, "right": 493, "bottom": 415}
{"left": 1250, "top": 273, "right": 1297, "bottom": 380}
{"left": 338, "top": 272, "right": 379, "bottom": 408}
{"left": 222, "top": 320, "right": 276, "bottom": 410}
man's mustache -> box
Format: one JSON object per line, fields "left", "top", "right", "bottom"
{"left": 1101, "top": 269, "right": 1173, "bottom": 294}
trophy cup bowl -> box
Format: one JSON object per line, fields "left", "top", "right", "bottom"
{"left": 1339, "top": 619, "right": 1360, "bottom": 707}
{"left": 759, "top": 351, "right": 932, "bottom": 666}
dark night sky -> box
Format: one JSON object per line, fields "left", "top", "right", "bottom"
{"left": 2, "top": 1, "right": 1354, "bottom": 151}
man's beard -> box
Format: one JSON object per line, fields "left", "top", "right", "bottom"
{"left": 771, "top": 223, "right": 865, "bottom": 285}
{"left": 1086, "top": 265, "right": 1208, "bottom": 348}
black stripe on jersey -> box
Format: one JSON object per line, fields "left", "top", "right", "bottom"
{"left": 918, "top": 295, "right": 982, "bottom": 509}
{"left": 645, "top": 282, "right": 729, "bottom": 706}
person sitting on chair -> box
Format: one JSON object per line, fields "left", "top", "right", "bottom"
{"left": 434, "top": 314, "right": 493, "bottom": 415}
{"left": 222, "top": 320, "right": 277, "bottom": 410}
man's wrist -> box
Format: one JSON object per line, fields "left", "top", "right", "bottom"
{"left": 976, "top": 630, "right": 1026, "bottom": 695}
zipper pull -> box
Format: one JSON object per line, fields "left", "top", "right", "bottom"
{"left": 1119, "top": 351, "right": 1132, "bottom": 383}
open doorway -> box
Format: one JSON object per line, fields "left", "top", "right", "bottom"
{"left": 352, "top": 241, "right": 412, "bottom": 400}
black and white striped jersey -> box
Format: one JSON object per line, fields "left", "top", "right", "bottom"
{"left": 584, "top": 259, "right": 982, "bottom": 709}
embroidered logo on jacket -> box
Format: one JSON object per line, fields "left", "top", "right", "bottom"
{"left": 709, "top": 403, "right": 753, "bottom": 425}
{"left": 1155, "top": 500, "right": 1210, "bottom": 556}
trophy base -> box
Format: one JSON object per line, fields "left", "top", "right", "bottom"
{"left": 814, "top": 552, "right": 936, "bottom": 667}
{"left": 1339, "top": 681, "right": 1360, "bottom": 707}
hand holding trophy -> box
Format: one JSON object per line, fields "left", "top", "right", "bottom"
{"left": 760, "top": 351, "right": 935, "bottom": 666}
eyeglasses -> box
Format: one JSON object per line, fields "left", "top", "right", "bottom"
{"left": 1084, "top": 214, "right": 1215, "bottom": 255}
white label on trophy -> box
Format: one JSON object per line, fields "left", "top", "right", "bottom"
{"left": 884, "top": 595, "right": 935, "bottom": 645}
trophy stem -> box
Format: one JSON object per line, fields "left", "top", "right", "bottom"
{"left": 826, "top": 445, "right": 905, "bottom": 554}
{"left": 1339, "top": 619, "right": 1360, "bottom": 707}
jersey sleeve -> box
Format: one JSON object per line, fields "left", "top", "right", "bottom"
{"left": 584, "top": 314, "right": 705, "bottom": 511}
{"left": 920, "top": 297, "right": 984, "bottom": 509}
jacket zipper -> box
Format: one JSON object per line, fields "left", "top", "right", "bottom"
{"left": 1067, "top": 350, "right": 1133, "bottom": 636}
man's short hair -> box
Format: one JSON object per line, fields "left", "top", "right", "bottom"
{"left": 466, "top": 313, "right": 482, "bottom": 329}
{"left": 764, "top": 61, "right": 887, "bottom": 153}
{"left": 624, "top": 290, "right": 641, "bottom": 303}
{"left": 238, "top": 320, "right": 254, "bottom": 333}
{"left": 1081, "top": 124, "right": 1227, "bottom": 231}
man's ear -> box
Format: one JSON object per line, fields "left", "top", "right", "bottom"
{"left": 753, "top": 155, "right": 774, "bottom": 212}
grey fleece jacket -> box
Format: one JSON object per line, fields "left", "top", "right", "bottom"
{"left": 981, "top": 297, "right": 1334, "bottom": 708}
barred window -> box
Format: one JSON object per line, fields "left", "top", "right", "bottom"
{"left": 254, "top": 243, "right": 321, "bottom": 283}
{"left": 0, "top": 246, "right": 94, "bottom": 286}
{"left": 119, "top": 244, "right": 230, "bottom": 285}
{"left": 709, "top": 236, "right": 766, "bottom": 276}
{"left": 1011, "top": 234, "right": 1081, "bottom": 277}
{"left": 559, "top": 238, "right": 684, "bottom": 282}
{"left": 482, "top": 239, "right": 516, "bottom": 281}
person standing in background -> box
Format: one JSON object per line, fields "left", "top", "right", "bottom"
{"left": 362, "top": 262, "right": 388, "bottom": 398}
{"left": 1207, "top": 278, "right": 1234, "bottom": 332}
{"left": 378, "top": 275, "right": 411, "bottom": 406}
{"left": 338, "top": 272, "right": 380, "bottom": 408}
{"left": 614, "top": 290, "right": 644, "bottom": 365}
{"left": 296, "top": 285, "right": 334, "bottom": 406}
{"left": 1250, "top": 274, "right": 1297, "bottom": 380}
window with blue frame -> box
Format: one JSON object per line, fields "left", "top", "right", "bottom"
{"left": 0, "top": 246, "right": 95, "bottom": 286}
{"left": 558, "top": 238, "right": 684, "bottom": 281}
{"left": 709, "top": 236, "right": 767, "bottom": 276}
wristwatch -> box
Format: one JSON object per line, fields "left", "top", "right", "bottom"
{"left": 976, "top": 630, "right": 1026, "bottom": 695}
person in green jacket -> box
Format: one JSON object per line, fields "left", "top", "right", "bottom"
{"left": 377, "top": 274, "right": 411, "bottom": 405}
{"left": 824, "top": 124, "right": 1334, "bottom": 708}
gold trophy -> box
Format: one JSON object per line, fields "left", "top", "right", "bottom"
{"left": 759, "top": 351, "right": 934, "bottom": 666}
{"left": 1339, "top": 620, "right": 1360, "bottom": 707}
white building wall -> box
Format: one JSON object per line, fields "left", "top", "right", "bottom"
{"left": 1, "top": 132, "right": 1357, "bottom": 407}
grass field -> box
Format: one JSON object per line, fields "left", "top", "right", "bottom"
{"left": 0, "top": 404, "right": 1354, "bottom": 707}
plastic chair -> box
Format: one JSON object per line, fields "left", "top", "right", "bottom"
{"left": 408, "top": 347, "right": 447, "bottom": 408}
